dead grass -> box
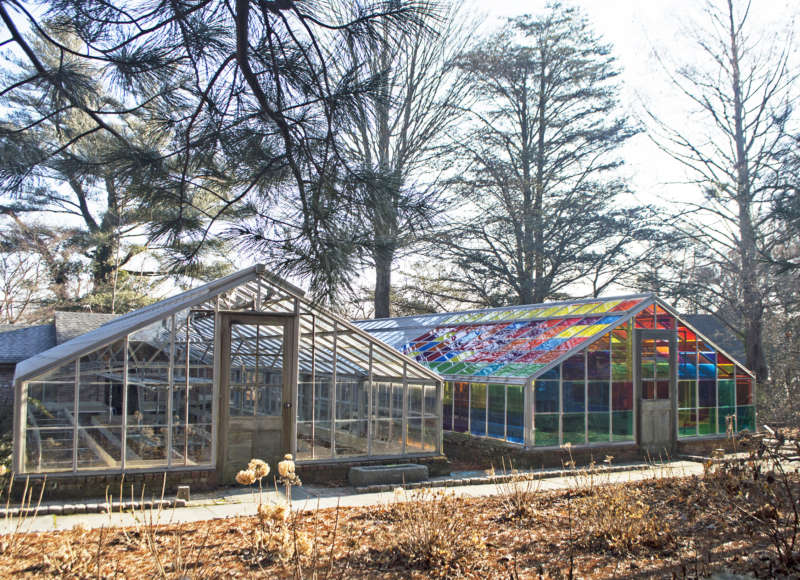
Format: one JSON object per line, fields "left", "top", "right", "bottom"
{"left": 1, "top": 471, "right": 798, "bottom": 579}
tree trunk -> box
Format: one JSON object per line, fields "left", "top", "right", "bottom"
{"left": 374, "top": 245, "right": 394, "bottom": 318}
{"left": 728, "top": 0, "right": 769, "bottom": 381}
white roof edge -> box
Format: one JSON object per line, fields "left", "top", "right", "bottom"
{"left": 14, "top": 264, "right": 265, "bottom": 383}
{"left": 355, "top": 292, "right": 656, "bottom": 330}
{"left": 14, "top": 263, "right": 440, "bottom": 386}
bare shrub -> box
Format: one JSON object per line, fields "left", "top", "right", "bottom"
{"left": 491, "top": 459, "right": 541, "bottom": 521}
{"left": 364, "top": 488, "right": 488, "bottom": 576}
{"left": 574, "top": 483, "right": 674, "bottom": 555}
{"left": 0, "top": 473, "right": 45, "bottom": 558}
{"left": 705, "top": 430, "right": 800, "bottom": 572}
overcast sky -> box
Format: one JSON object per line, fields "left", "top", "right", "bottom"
{"left": 467, "top": 0, "right": 799, "bottom": 207}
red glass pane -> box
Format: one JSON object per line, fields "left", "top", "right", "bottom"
{"left": 642, "top": 381, "right": 655, "bottom": 399}
{"left": 610, "top": 299, "right": 644, "bottom": 312}
{"left": 656, "top": 380, "right": 670, "bottom": 399}
{"left": 634, "top": 305, "right": 655, "bottom": 329}
{"left": 736, "top": 378, "right": 753, "bottom": 405}
{"left": 612, "top": 382, "right": 633, "bottom": 410}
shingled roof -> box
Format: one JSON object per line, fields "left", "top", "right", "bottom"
{"left": 54, "top": 311, "right": 118, "bottom": 344}
{"left": 0, "top": 324, "right": 56, "bottom": 364}
{"left": 0, "top": 311, "right": 118, "bottom": 365}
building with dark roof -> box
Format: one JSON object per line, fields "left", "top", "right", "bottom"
{"left": 0, "top": 313, "right": 117, "bottom": 405}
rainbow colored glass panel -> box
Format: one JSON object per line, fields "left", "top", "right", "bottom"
{"left": 399, "top": 297, "right": 647, "bottom": 379}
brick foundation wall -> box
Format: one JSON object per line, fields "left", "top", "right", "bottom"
{"left": 443, "top": 432, "right": 642, "bottom": 470}
{"left": 10, "top": 469, "right": 218, "bottom": 501}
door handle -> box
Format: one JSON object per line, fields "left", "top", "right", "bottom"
{"left": 283, "top": 402, "right": 292, "bottom": 409}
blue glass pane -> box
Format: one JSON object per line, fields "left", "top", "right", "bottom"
{"left": 535, "top": 381, "right": 559, "bottom": 413}
{"left": 563, "top": 381, "right": 585, "bottom": 413}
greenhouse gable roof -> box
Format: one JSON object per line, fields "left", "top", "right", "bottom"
{"left": 356, "top": 294, "right": 655, "bottom": 383}
{"left": 15, "top": 265, "right": 440, "bottom": 385}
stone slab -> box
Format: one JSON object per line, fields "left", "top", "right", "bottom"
{"left": 348, "top": 463, "right": 428, "bottom": 487}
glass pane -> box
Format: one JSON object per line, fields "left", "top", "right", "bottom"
{"left": 698, "top": 408, "right": 716, "bottom": 435}
{"left": 185, "top": 424, "right": 212, "bottom": 464}
{"left": 453, "top": 382, "right": 469, "bottom": 433}
{"left": 612, "top": 382, "right": 633, "bottom": 410}
{"left": 27, "top": 378, "right": 75, "bottom": 429}
{"left": 506, "top": 385, "right": 524, "bottom": 444}
{"left": 737, "top": 406, "right": 755, "bottom": 432}
{"left": 611, "top": 411, "right": 634, "bottom": 441}
{"left": 588, "top": 382, "right": 609, "bottom": 412}
{"left": 535, "top": 380, "right": 559, "bottom": 413}
{"left": 488, "top": 384, "right": 505, "bottom": 439}
{"left": 563, "top": 381, "right": 585, "bottom": 413}
{"left": 562, "top": 354, "right": 584, "bottom": 380}
{"left": 126, "top": 425, "right": 167, "bottom": 467}
{"left": 78, "top": 341, "right": 125, "bottom": 428}
{"left": 406, "top": 383, "right": 424, "bottom": 453}
{"left": 443, "top": 382, "right": 453, "bottom": 431}
{"left": 718, "top": 380, "right": 735, "bottom": 407}
{"left": 718, "top": 407, "right": 736, "bottom": 434}
{"left": 534, "top": 414, "right": 559, "bottom": 446}
{"left": 678, "top": 380, "right": 696, "bottom": 409}
{"left": 335, "top": 419, "right": 368, "bottom": 457}
{"left": 562, "top": 413, "right": 585, "bottom": 445}
{"left": 587, "top": 350, "right": 610, "bottom": 380}
{"left": 587, "top": 412, "right": 609, "bottom": 442}
{"left": 229, "top": 322, "right": 283, "bottom": 417}
{"left": 679, "top": 409, "right": 697, "bottom": 437}
{"left": 470, "top": 383, "right": 487, "bottom": 436}
{"left": 737, "top": 378, "right": 753, "bottom": 405}
{"left": 25, "top": 428, "right": 74, "bottom": 472}
{"left": 642, "top": 380, "right": 655, "bottom": 400}
{"left": 656, "top": 380, "right": 670, "bottom": 400}
{"left": 699, "top": 380, "right": 715, "bottom": 407}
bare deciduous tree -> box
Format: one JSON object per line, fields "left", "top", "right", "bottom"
{"left": 645, "top": 0, "right": 798, "bottom": 381}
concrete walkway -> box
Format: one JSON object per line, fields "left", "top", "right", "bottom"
{"left": 0, "top": 460, "right": 704, "bottom": 535}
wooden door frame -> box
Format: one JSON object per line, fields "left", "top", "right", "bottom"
{"left": 215, "top": 311, "right": 299, "bottom": 479}
{"left": 634, "top": 328, "right": 678, "bottom": 451}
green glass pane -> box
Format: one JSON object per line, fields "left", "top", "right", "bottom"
{"left": 656, "top": 361, "right": 670, "bottom": 379}
{"left": 718, "top": 406, "right": 736, "bottom": 434}
{"left": 640, "top": 361, "right": 655, "bottom": 378}
{"left": 611, "top": 411, "right": 633, "bottom": 441}
{"left": 562, "top": 413, "right": 585, "bottom": 445}
{"left": 611, "top": 362, "right": 630, "bottom": 381}
{"left": 678, "top": 409, "right": 697, "bottom": 437}
{"left": 534, "top": 413, "right": 559, "bottom": 446}
{"left": 737, "top": 406, "right": 755, "bottom": 432}
{"left": 718, "top": 380, "right": 735, "bottom": 407}
{"left": 698, "top": 407, "right": 716, "bottom": 435}
{"left": 506, "top": 385, "right": 524, "bottom": 444}
{"left": 461, "top": 364, "right": 481, "bottom": 375}
{"left": 443, "top": 382, "right": 453, "bottom": 404}
{"left": 447, "top": 363, "right": 466, "bottom": 374}
{"left": 487, "top": 384, "right": 505, "bottom": 439}
{"left": 587, "top": 412, "right": 610, "bottom": 442}
{"left": 678, "top": 380, "right": 696, "bottom": 409}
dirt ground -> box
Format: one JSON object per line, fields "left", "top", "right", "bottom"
{"left": 0, "top": 469, "right": 796, "bottom": 579}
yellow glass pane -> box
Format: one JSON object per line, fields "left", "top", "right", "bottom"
{"left": 590, "top": 300, "right": 622, "bottom": 313}
{"left": 576, "top": 324, "right": 607, "bottom": 337}
{"left": 572, "top": 302, "right": 601, "bottom": 314}
{"left": 556, "top": 326, "right": 584, "bottom": 338}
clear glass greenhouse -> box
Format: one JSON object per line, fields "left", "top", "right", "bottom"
{"left": 356, "top": 295, "right": 755, "bottom": 452}
{"left": 13, "top": 265, "right": 442, "bottom": 480}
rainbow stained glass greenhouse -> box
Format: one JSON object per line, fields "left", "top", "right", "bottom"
{"left": 356, "top": 294, "right": 756, "bottom": 450}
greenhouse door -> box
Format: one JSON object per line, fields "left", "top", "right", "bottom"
{"left": 635, "top": 329, "right": 677, "bottom": 456}
{"left": 218, "top": 313, "right": 299, "bottom": 482}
